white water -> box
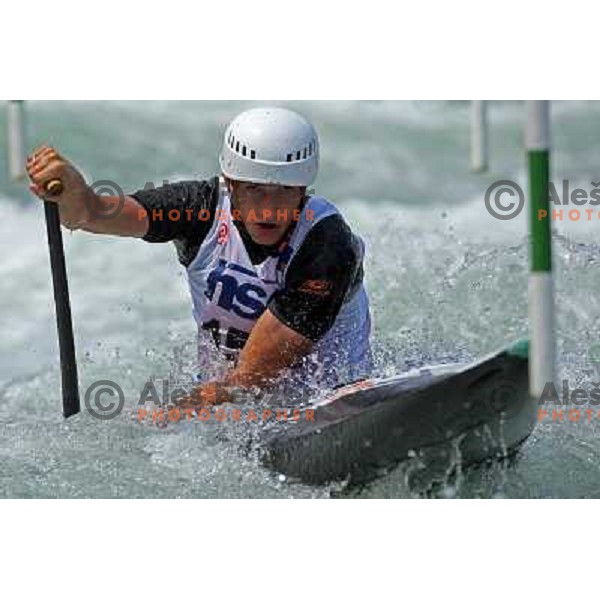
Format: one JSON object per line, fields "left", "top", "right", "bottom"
{"left": 1, "top": 101, "right": 599, "bottom": 497}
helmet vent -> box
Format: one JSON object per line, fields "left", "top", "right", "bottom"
{"left": 284, "top": 143, "right": 316, "bottom": 163}
{"left": 228, "top": 134, "right": 260, "bottom": 161}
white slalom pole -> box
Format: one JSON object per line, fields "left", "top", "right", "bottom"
{"left": 7, "top": 100, "right": 26, "bottom": 182}
{"left": 470, "top": 100, "right": 488, "bottom": 173}
{"left": 526, "top": 101, "right": 555, "bottom": 399}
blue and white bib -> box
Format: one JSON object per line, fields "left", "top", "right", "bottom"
{"left": 185, "top": 177, "right": 373, "bottom": 387}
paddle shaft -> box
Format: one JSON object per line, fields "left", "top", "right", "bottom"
{"left": 43, "top": 179, "right": 80, "bottom": 417}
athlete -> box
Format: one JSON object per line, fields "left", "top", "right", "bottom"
{"left": 26, "top": 107, "right": 372, "bottom": 406}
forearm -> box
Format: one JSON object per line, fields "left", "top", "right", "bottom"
{"left": 26, "top": 145, "right": 150, "bottom": 238}
{"left": 73, "top": 192, "right": 149, "bottom": 238}
{"left": 228, "top": 310, "right": 312, "bottom": 387}
{"left": 184, "top": 310, "right": 313, "bottom": 407}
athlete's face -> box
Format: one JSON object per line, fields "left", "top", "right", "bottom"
{"left": 227, "top": 178, "right": 306, "bottom": 246}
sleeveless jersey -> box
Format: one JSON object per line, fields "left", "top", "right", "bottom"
{"left": 185, "top": 177, "right": 373, "bottom": 387}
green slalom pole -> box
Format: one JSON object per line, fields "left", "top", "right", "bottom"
{"left": 526, "top": 101, "right": 555, "bottom": 398}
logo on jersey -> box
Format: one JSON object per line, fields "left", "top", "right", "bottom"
{"left": 204, "top": 259, "right": 271, "bottom": 320}
{"left": 297, "top": 279, "right": 333, "bottom": 296}
{"left": 217, "top": 222, "right": 229, "bottom": 245}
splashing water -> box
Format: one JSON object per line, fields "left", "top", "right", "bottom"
{"left": 1, "top": 100, "right": 599, "bottom": 497}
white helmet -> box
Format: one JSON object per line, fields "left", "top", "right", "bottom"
{"left": 219, "top": 106, "right": 319, "bottom": 187}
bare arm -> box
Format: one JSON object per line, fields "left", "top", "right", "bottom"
{"left": 226, "top": 308, "right": 313, "bottom": 387}
{"left": 26, "top": 144, "right": 149, "bottom": 238}
{"left": 187, "top": 309, "right": 313, "bottom": 405}
{"left": 73, "top": 194, "right": 149, "bottom": 237}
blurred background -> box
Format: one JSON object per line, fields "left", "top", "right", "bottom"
{"left": 0, "top": 100, "right": 599, "bottom": 498}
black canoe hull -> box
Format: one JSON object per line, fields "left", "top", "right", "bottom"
{"left": 260, "top": 340, "right": 536, "bottom": 486}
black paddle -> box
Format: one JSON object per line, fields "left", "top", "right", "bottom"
{"left": 43, "top": 179, "right": 80, "bottom": 417}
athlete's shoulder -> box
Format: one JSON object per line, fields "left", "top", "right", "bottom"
{"left": 270, "top": 208, "right": 364, "bottom": 341}
{"left": 302, "top": 194, "right": 339, "bottom": 222}
{"left": 298, "top": 193, "right": 362, "bottom": 258}
{"left": 130, "top": 175, "right": 220, "bottom": 248}
{"left": 301, "top": 217, "right": 361, "bottom": 285}
{"left": 130, "top": 176, "right": 219, "bottom": 210}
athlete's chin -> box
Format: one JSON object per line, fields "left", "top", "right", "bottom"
{"left": 247, "top": 226, "right": 285, "bottom": 245}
